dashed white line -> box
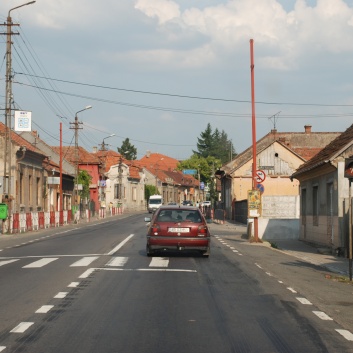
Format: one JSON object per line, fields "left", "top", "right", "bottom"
{"left": 68, "top": 282, "right": 80, "bottom": 288}
{"left": 79, "top": 268, "right": 96, "bottom": 278}
{"left": 10, "top": 322, "right": 34, "bottom": 333}
{"left": 312, "top": 311, "right": 333, "bottom": 321}
{"left": 287, "top": 287, "right": 297, "bottom": 293}
{"left": 0, "top": 346, "right": 6, "bottom": 352}
{"left": 36, "top": 305, "right": 54, "bottom": 314}
{"left": 335, "top": 329, "right": 353, "bottom": 341}
{"left": 296, "top": 297, "right": 312, "bottom": 305}
{"left": 54, "top": 292, "right": 68, "bottom": 299}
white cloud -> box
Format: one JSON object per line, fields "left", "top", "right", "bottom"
{"left": 134, "top": 0, "right": 181, "bottom": 24}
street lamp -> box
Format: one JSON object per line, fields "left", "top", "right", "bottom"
{"left": 73, "top": 105, "right": 92, "bottom": 211}
{"left": 2, "top": 0, "right": 36, "bottom": 232}
{"left": 101, "top": 133, "right": 115, "bottom": 151}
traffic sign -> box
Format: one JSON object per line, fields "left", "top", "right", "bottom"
{"left": 255, "top": 170, "right": 266, "bottom": 183}
{"left": 256, "top": 183, "right": 265, "bottom": 194}
{"left": 182, "top": 169, "right": 197, "bottom": 175}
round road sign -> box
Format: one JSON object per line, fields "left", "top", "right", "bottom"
{"left": 255, "top": 170, "right": 266, "bottom": 183}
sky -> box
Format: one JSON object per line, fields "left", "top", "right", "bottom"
{"left": 1, "top": 0, "right": 353, "bottom": 161}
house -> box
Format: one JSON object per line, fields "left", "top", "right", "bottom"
{"left": 291, "top": 123, "right": 353, "bottom": 252}
{"left": 52, "top": 146, "right": 101, "bottom": 212}
{"left": 19, "top": 130, "right": 75, "bottom": 212}
{"left": 138, "top": 152, "right": 200, "bottom": 204}
{"left": 218, "top": 125, "right": 342, "bottom": 239}
{"left": 104, "top": 158, "right": 146, "bottom": 211}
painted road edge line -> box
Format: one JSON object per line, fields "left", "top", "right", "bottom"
{"left": 106, "top": 234, "right": 135, "bottom": 255}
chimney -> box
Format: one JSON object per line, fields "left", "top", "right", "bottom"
{"left": 146, "top": 150, "right": 151, "bottom": 158}
{"left": 304, "top": 125, "right": 312, "bottom": 134}
{"left": 92, "top": 146, "right": 97, "bottom": 153}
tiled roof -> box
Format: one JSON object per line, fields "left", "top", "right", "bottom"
{"left": 139, "top": 152, "right": 179, "bottom": 171}
{"left": 0, "top": 123, "right": 44, "bottom": 155}
{"left": 95, "top": 149, "right": 122, "bottom": 172}
{"left": 222, "top": 126, "right": 341, "bottom": 174}
{"left": 292, "top": 123, "right": 353, "bottom": 177}
{"left": 52, "top": 146, "right": 101, "bottom": 165}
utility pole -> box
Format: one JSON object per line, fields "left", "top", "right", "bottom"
{"left": 70, "top": 106, "right": 92, "bottom": 213}
{"left": 1, "top": 1, "right": 36, "bottom": 233}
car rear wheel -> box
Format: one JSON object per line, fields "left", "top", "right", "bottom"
{"left": 202, "top": 246, "right": 210, "bottom": 258}
{"left": 146, "top": 244, "right": 154, "bottom": 257}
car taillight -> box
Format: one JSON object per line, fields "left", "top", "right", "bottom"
{"left": 197, "top": 225, "right": 208, "bottom": 237}
{"left": 151, "top": 223, "right": 161, "bottom": 235}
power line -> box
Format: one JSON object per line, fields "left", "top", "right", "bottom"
{"left": 14, "top": 71, "right": 353, "bottom": 108}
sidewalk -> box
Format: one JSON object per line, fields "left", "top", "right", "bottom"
{"left": 209, "top": 220, "right": 351, "bottom": 278}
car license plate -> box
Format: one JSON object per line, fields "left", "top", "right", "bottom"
{"left": 168, "top": 227, "right": 189, "bottom": 233}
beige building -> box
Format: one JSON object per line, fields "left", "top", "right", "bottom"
{"left": 291, "top": 123, "right": 353, "bottom": 252}
{"left": 218, "top": 126, "right": 342, "bottom": 239}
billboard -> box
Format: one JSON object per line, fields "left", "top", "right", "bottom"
{"left": 14, "top": 111, "right": 32, "bottom": 132}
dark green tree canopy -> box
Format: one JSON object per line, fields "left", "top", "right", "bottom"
{"left": 118, "top": 138, "right": 137, "bottom": 160}
{"left": 193, "top": 123, "right": 236, "bottom": 164}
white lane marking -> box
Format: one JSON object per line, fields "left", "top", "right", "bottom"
{"left": 278, "top": 281, "right": 283, "bottom": 284}
{"left": 312, "top": 311, "right": 333, "bottom": 321}
{"left": 68, "top": 282, "right": 80, "bottom": 288}
{"left": 0, "top": 346, "right": 6, "bottom": 352}
{"left": 79, "top": 269, "right": 96, "bottom": 278}
{"left": 233, "top": 250, "right": 239, "bottom": 253}
{"left": 23, "top": 258, "right": 58, "bottom": 268}
{"left": 10, "top": 322, "right": 34, "bottom": 333}
{"left": 296, "top": 297, "right": 312, "bottom": 305}
{"left": 335, "top": 329, "right": 353, "bottom": 341}
{"left": 149, "top": 257, "right": 169, "bottom": 268}
{"left": 36, "top": 305, "right": 54, "bottom": 314}
{"left": 54, "top": 292, "right": 68, "bottom": 299}
{"left": 70, "top": 256, "right": 99, "bottom": 267}
{"left": 106, "top": 257, "right": 128, "bottom": 267}
{"left": 266, "top": 272, "right": 272, "bottom": 276}
{"left": 230, "top": 247, "right": 235, "bottom": 250}
{"left": 81, "top": 267, "right": 196, "bottom": 274}
{"left": 287, "top": 287, "right": 297, "bottom": 293}
{"left": 0, "top": 259, "right": 19, "bottom": 266}
{"left": 106, "top": 234, "right": 135, "bottom": 255}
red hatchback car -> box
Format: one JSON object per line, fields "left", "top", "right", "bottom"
{"left": 145, "top": 205, "right": 211, "bottom": 257}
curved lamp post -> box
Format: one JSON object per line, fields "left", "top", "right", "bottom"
{"left": 101, "top": 134, "right": 115, "bottom": 151}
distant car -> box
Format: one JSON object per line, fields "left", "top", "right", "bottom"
{"left": 144, "top": 205, "right": 211, "bottom": 257}
{"left": 182, "top": 200, "right": 193, "bottom": 206}
{"left": 202, "top": 201, "right": 211, "bottom": 207}
{"left": 168, "top": 202, "right": 178, "bottom": 205}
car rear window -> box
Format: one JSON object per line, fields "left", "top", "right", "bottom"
{"left": 157, "top": 210, "right": 202, "bottom": 222}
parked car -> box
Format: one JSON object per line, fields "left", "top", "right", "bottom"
{"left": 144, "top": 205, "right": 211, "bottom": 257}
{"left": 202, "top": 201, "right": 211, "bottom": 207}
{"left": 182, "top": 200, "right": 193, "bottom": 206}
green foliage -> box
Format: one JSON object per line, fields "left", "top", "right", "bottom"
{"left": 77, "top": 170, "right": 92, "bottom": 200}
{"left": 118, "top": 138, "right": 137, "bottom": 160}
{"left": 193, "top": 123, "right": 236, "bottom": 164}
{"left": 145, "top": 184, "right": 159, "bottom": 200}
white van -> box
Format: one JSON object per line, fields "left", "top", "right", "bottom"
{"left": 148, "top": 195, "right": 163, "bottom": 213}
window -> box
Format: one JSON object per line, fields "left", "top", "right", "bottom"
{"left": 114, "top": 184, "right": 124, "bottom": 199}
{"left": 132, "top": 187, "right": 137, "bottom": 201}
{"left": 313, "top": 186, "right": 319, "bottom": 226}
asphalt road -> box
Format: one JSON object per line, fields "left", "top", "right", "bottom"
{"left": 0, "top": 213, "right": 352, "bottom": 352}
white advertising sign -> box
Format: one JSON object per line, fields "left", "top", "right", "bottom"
{"left": 14, "top": 111, "right": 32, "bottom": 132}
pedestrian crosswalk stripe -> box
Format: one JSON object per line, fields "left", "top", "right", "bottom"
{"left": 105, "top": 257, "right": 128, "bottom": 267}
{"left": 23, "top": 258, "right": 58, "bottom": 268}
{"left": 149, "top": 257, "right": 169, "bottom": 268}
{"left": 70, "top": 256, "right": 99, "bottom": 267}
{"left": 10, "top": 322, "right": 34, "bottom": 333}
{"left": 0, "top": 259, "right": 19, "bottom": 266}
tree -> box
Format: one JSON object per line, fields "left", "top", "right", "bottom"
{"left": 118, "top": 138, "right": 137, "bottom": 160}
{"left": 193, "top": 123, "right": 214, "bottom": 158}
{"left": 194, "top": 123, "right": 236, "bottom": 164}
{"left": 77, "top": 170, "right": 92, "bottom": 202}
{"left": 145, "top": 184, "right": 159, "bottom": 200}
